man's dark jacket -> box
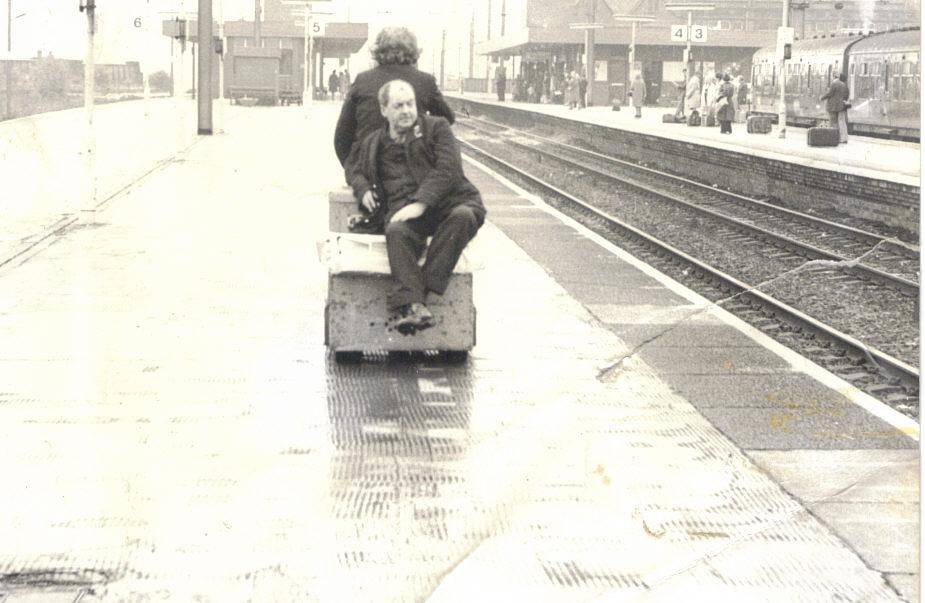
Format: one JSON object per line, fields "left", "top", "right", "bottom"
{"left": 821, "top": 78, "right": 850, "bottom": 113}
{"left": 344, "top": 115, "right": 484, "bottom": 224}
{"left": 334, "top": 64, "right": 455, "bottom": 166}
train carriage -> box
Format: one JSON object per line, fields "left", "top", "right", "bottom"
{"left": 750, "top": 28, "right": 919, "bottom": 141}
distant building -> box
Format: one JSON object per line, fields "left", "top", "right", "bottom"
{"left": 467, "top": 0, "right": 919, "bottom": 106}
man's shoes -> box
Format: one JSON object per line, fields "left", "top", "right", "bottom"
{"left": 392, "top": 302, "right": 436, "bottom": 335}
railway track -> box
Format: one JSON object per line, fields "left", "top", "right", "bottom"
{"left": 456, "top": 119, "right": 919, "bottom": 416}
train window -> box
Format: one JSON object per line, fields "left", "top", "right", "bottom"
{"left": 849, "top": 63, "right": 854, "bottom": 75}
{"left": 884, "top": 61, "right": 890, "bottom": 92}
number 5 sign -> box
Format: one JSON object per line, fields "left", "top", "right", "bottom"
{"left": 311, "top": 20, "right": 327, "bottom": 36}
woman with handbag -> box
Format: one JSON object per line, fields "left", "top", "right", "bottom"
{"left": 716, "top": 74, "right": 736, "bottom": 134}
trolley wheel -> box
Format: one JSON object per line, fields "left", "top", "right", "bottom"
{"left": 334, "top": 351, "right": 364, "bottom": 364}
{"left": 441, "top": 350, "right": 469, "bottom": 363}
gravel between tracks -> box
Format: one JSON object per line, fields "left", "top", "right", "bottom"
{"left": 459, "top": 127, "right": 920, "bottom": 368}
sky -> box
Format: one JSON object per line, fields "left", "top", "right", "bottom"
{"left": 2, "top": 0, "right": 469, "bottom": 74}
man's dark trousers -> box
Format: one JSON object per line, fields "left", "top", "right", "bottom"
{"left": 497, "top": 82, "right": 506, "bottom": 102}
{"left": 385, "top": 204, "right": 483, "bottom": 311}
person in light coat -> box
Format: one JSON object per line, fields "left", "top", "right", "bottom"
{"left": 630, "top": 72, "right": 646, "bottom": 118}
{"left": 684, "top": 72, "right": 701, "bottom": 117}
{"left": 565, "top": 70, "right": 580, "bottom": 109}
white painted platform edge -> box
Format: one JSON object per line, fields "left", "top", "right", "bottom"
{"left": 451, "top": 95, "right": 920, "bottom": 188}
{"left": 464, "top": 154, "right": 920, "bottom": 441}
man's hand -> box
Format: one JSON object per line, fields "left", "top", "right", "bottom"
{"left": 361, "top": 190, "right": 379, "bottom": 213}
{"left": 389, "top": 202, "right": 427, "bottom": 223}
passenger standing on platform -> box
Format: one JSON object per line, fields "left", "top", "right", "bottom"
{"left": 630, "top": 73, "right": 646, "bottom": 118}
{"left": 820, "top": 73, "right": 850, "bottom": 144}
{"left": 344, "top": 80, "right": 486, "bottom": 332}
{"left": 578, "top": 69, "right": 588, "bottom": 108}
{"left": 339, "top": 70, "right": 350, "bottom": 100}
{"left": 328, "top": 70, "right": 340, "bottom": 101}
{"left": 495, "top": 62, "right": 507, "bottom": 102}
{"left": 703, "top": 73, "right": 721, "bottom": 126}
{"left": 716, "top": 74, "right": 735, "bottom": 134}
{"left": 334, "top": 27, "right": 455, "bottom": 166}
{"left": 734, "top": 75, "right": 748, "bottom": 119}
{"left": 685, "top": 71, "right": 701, "bottom": 117}
{"left": 566, "top": 70, "right": 580, "bottom": 109}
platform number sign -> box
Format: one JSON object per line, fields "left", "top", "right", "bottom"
{"left": 311, "top": 20, "right": 326, "bottom": 36}
{"left": 670, "top": 24, "right": 708, "bottom": 43}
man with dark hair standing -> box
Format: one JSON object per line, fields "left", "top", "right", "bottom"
{"left": 344, "top": 80, "right": 485, "bottom": 332}
{"left": 334, "top": 27, "right": 455, "bottom": 166}
{"left": 821, "top": 73, "right": 850, "bottom": 144}
{"left": 495, "top": 61, "right": 507, "bottom": 102}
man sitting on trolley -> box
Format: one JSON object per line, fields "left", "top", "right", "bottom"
{"left": 343, "top": 79, "right": 486, "bottom": 333}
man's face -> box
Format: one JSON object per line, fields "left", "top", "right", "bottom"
{"left": 381, "top": 83, "right": 418, "bottom": 134}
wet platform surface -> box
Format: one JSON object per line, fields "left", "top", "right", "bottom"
{"left": 0, "top": 103, "right": 917, "bottom": 602}
{"left": 447, "top": 92, "right": 919, "bottom": 186}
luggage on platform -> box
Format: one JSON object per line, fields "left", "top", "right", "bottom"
{"left": 747, "top": 115, "right": 772, "bottom": 134}
{"left": 807, "top": 126, "right": 840, "bottom": 147}
{"left": 687, "top": 111, "right": 701, "bottom": 127}
{"left": 705, "top": 114, "right": 716, "bottom": 127}
{"left": 663, "top": 113, "right": 682, "bottom": 123}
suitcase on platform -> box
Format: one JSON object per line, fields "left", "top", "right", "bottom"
{"left": 747, "top": 115, "right": 772, "bottom": 134}
{"left": 663, "top": 113, "right": 679, "bottom": 123}
{"left": 687, "top": 111, "right": 701, "bottom": 127}
{"left": 807, "top": 126, "right": 840, "bottom": 147}
{"left": 705, "top": 114, "right": 716, "bottom": 127}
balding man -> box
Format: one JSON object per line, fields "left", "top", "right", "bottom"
{"left": 334, "top": 27, "right": 454, "bottom": 166}
{"left": 344, "top": 80, "right": 485, "bottom": 332}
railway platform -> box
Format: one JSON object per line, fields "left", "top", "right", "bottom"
{"left": 0, "top": 102, "right": 918, "bottom": 602}
{"left": 446, "top": 93, "right": 919, "bottom": 238}
{"left": 446, "top": 93, "right": 919, "bottom": 185}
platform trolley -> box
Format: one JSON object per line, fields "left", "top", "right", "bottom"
{"left": 322, "top": 189, "right": 476, "bottom": 364}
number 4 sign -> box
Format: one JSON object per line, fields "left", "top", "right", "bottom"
{"left": 670, "top": 24, "right": 708, "bottom": 42}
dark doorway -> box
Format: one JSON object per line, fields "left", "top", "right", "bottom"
{"left": 642, "top": 61, "right": 662, "bottom": 104}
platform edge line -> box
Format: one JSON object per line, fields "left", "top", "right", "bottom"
{"left": 462, "top": 154, "right": 920, "bottom": 441}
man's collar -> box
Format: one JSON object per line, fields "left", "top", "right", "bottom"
{"left": 387, "top": 119, "right": 424, "bottom": 143}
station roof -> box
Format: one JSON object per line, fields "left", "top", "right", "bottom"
{"left": 476, "top": 25, "right": 775, "bottom": 56}
{"left": 162, "top": 19, "right": 368, "bottom": 56}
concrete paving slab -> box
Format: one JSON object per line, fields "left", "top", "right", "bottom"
{"left": 641, "top": 322, "right": 764, "bottom": 348}
{"left": 749, "top": 450, "right": 919, "bottom": 503}
{"left": 700, "top": 406, "right": 918, "bottom": 450}
{"left": 885, "top": 573, "right": 920, "bottom": 603}
{"left": 660, "top": 373, "right": 867, "bottom": 409}
{"left": 562, "top": 282, "right": 689, "bottom": 306}
{"left": 638, "top": 345, "right": 791, "bottom": 374}
{"left": 811, "top": 502, "right": 920, "bottom": 574}
{"left": 586, "top": 303, "right": 704, "bottom": 326}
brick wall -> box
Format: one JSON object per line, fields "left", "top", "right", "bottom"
{"left": 449, "top": 98, "right": 920, "bottom": 236}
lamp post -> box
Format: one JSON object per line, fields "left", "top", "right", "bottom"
{"left": 612, "top": 15, "right": 655, "bottom": 105}
{"left": 283, "top": 0, "right": 331, "bottom": 108}
{"left": 664, "top": 3, "right": 715, "bottom": 73}
{"left": 568, "top": 22, "right": 604, "bottom": 106}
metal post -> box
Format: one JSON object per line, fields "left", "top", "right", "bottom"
{"left": 686, "top": 10, "right": 692, "bottom": 71}
{"left": 82, "top": 1, "right": 96, "bottom": 221}
{"left": 440, "top": 29, "right": 446, "bottom": 89}
{"left": 197, "top": 0, "right": 212, "bottom": 135}
{"left": 5, "top": 0, "right": 11, "bottom": 119}
{"left": 587, "top": 0, "right": 596, "bottom": 106}
{"left": 302, "top": 12, "right": 309, "bottom": 100}
{"left": 307, "top": 9, "right": 314, "bottom": 106}
{"left": 778, "top": 0, "right": 788, "bottom": 138}
{"left": 216, "top": 0, "right": 225, "bottom": 133}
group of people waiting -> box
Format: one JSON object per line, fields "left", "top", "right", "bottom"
{"left": 513, "top": 67, "right": 589, "bottom": 108}
{"left": 326, "top": 69, "right": 352, "bottom": 101}
{"left": 681, "top": 71, "right": 749, "bottom": 134}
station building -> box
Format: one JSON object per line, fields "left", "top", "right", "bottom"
{"left": 162, "top": 0, "right": 367, "bottom": 100}
{"left": 466, "top": 0, "right": 919, "bottom": 106}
